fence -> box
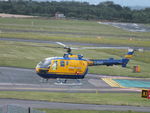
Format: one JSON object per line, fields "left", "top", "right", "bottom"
{"left": 0, "top": 105, "right": 45, "bottom": 113}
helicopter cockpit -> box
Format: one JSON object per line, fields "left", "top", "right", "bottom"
{"left": 36, "top": 58, "right": 52, "bottom": 68}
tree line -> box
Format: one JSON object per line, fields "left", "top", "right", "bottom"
{"left": 0, "top": 1, "right": 150, "bottom": 23}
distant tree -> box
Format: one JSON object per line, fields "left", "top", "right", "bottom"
{"left": 0, "top": 1, "right": 150, "bottom": 23}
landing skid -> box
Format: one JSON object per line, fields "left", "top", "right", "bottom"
{"left": 40, "top": 78, "right": 49, "bottom": 83}
{"left": 54, "top": 78, "right": 82, "bottom": 85}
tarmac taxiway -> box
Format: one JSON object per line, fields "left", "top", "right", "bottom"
{"left": 0, "top": 63, "right": 150, "bottom": 112}
{"left": 0, "top": 67, "right": 149, "bottom": 93}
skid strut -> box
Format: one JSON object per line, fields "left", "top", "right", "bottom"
{"left": 40, "top": 78, "right": 49, "bottom": 83}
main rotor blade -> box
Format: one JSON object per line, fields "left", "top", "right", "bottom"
{"left": 56, "top": 42, "right": 67, "bottom": 47}
{"left": 56, "top": 42, "right": 129, "bottom": 50}
{"left": 79, "top": 47, "right": 130, "bottom": 50}
{"left": 55, "top": 42, "right": 144, "bottom": 52}
{"left": 55, "top": 42, "right": 79, "bottom": 50}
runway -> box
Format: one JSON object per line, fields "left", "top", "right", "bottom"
{"left": 0, "top": 67, "right": 147, "bottom": 93}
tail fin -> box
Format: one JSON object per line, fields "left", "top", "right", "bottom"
{"left": 122, "top": 49, "right": 135, "bottom": 67}
{"left": 124, "top": 49, "right": 135, "bottom": 59}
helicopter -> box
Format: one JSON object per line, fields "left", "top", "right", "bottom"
{"left": 35, "top": 42, "right": 139, "bottom": 84}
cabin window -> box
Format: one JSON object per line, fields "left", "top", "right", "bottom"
{"left": 60, "top": 61, "right": 65, "bottom": 67}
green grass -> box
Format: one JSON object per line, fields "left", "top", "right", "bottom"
{"left": 0, "top": 18, "right": 150, "bottom": 47}
{"left": 0, "top": 40, "right": 150, "bottom": 77}
{"left": 0, "top": 18, "right": 149, "bottom": 37}
{"left": 1, "top": 32, "right": 150, "bottom": 47}
{"left": 38, "top": 109, "right": 149, "bottom": 113}
{"left": 0, "top": 91, "right": 150, "bottom": 107}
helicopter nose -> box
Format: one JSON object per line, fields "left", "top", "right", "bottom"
{"left": 36, "top": 68, "right": 48, "bottom": 75}
{"left": 35, "top": 68, "right": 40, "bottom": 72}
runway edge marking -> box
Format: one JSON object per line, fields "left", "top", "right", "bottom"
{"left": 102, "top": 78, "right": 123, "bottom": 88}
{"left": 102, "top": 78, "right": 147, "bottom": 92}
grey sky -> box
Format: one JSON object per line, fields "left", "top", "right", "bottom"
{"left": 52, "top": 0, "right": 150, "bottom": 7}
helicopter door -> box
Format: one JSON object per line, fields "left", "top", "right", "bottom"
{"left": 50, "top": 60, "right": 67, "bottom": 73}
{"left": 59, "top": 60, "right": 68, "bottom": 74}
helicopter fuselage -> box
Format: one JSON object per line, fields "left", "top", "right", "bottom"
{"left": 36, "top": 54, "right": 89, "bottom": 79}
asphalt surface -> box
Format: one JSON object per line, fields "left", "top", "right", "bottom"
{"left": 100, "top": 22, "right": 150, "bottom": 32}
{"left": 0, "top": 67, "right": 144, "bottom": 93}
{"left": 0, "top": 67, "right": 149, "bottom": 112}
{"left": 1, "top": 99, "right": 150, "bottom": 112}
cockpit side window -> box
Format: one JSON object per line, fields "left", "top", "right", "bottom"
{"left": 52, "top": 61, "right": 58, "bottom": 70}
{"left": 37, "top": 59, "right": 51, "bottom": 68}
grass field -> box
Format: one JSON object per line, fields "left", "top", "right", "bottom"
{"left": 0, "top": 40, "right": 150, "bottom": 77}
{"left": 38, "top": 109, "right": 149, "bottom": 113}
{"left": 0, "top": 18, "right": 150, "bottom": 47}
{"left": 0, "top": 91, "right": 150, "bottom": 107}
{"left": 0, "top": 18, "right": 149, "bottom": 37}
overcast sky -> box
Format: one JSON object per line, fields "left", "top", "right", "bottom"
{"left": 50, "top": 0, "right": 150, "bottom": 7}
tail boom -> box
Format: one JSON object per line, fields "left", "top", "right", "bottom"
{"left": 88, "top": 58, "right": 129, "bottom": 67}
{"left": 88, "top": 49, "right": 134, "bottom": 67}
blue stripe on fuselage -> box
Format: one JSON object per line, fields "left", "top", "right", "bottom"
{"left": 37, "top": 73, "right": 85, "bottom": 79}
{"left": 37, "top": 68, "right": 88, "bottom": 79}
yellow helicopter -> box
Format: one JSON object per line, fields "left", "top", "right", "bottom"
{"left": 35, "top": 42, "right": 137, "bottom": 83}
